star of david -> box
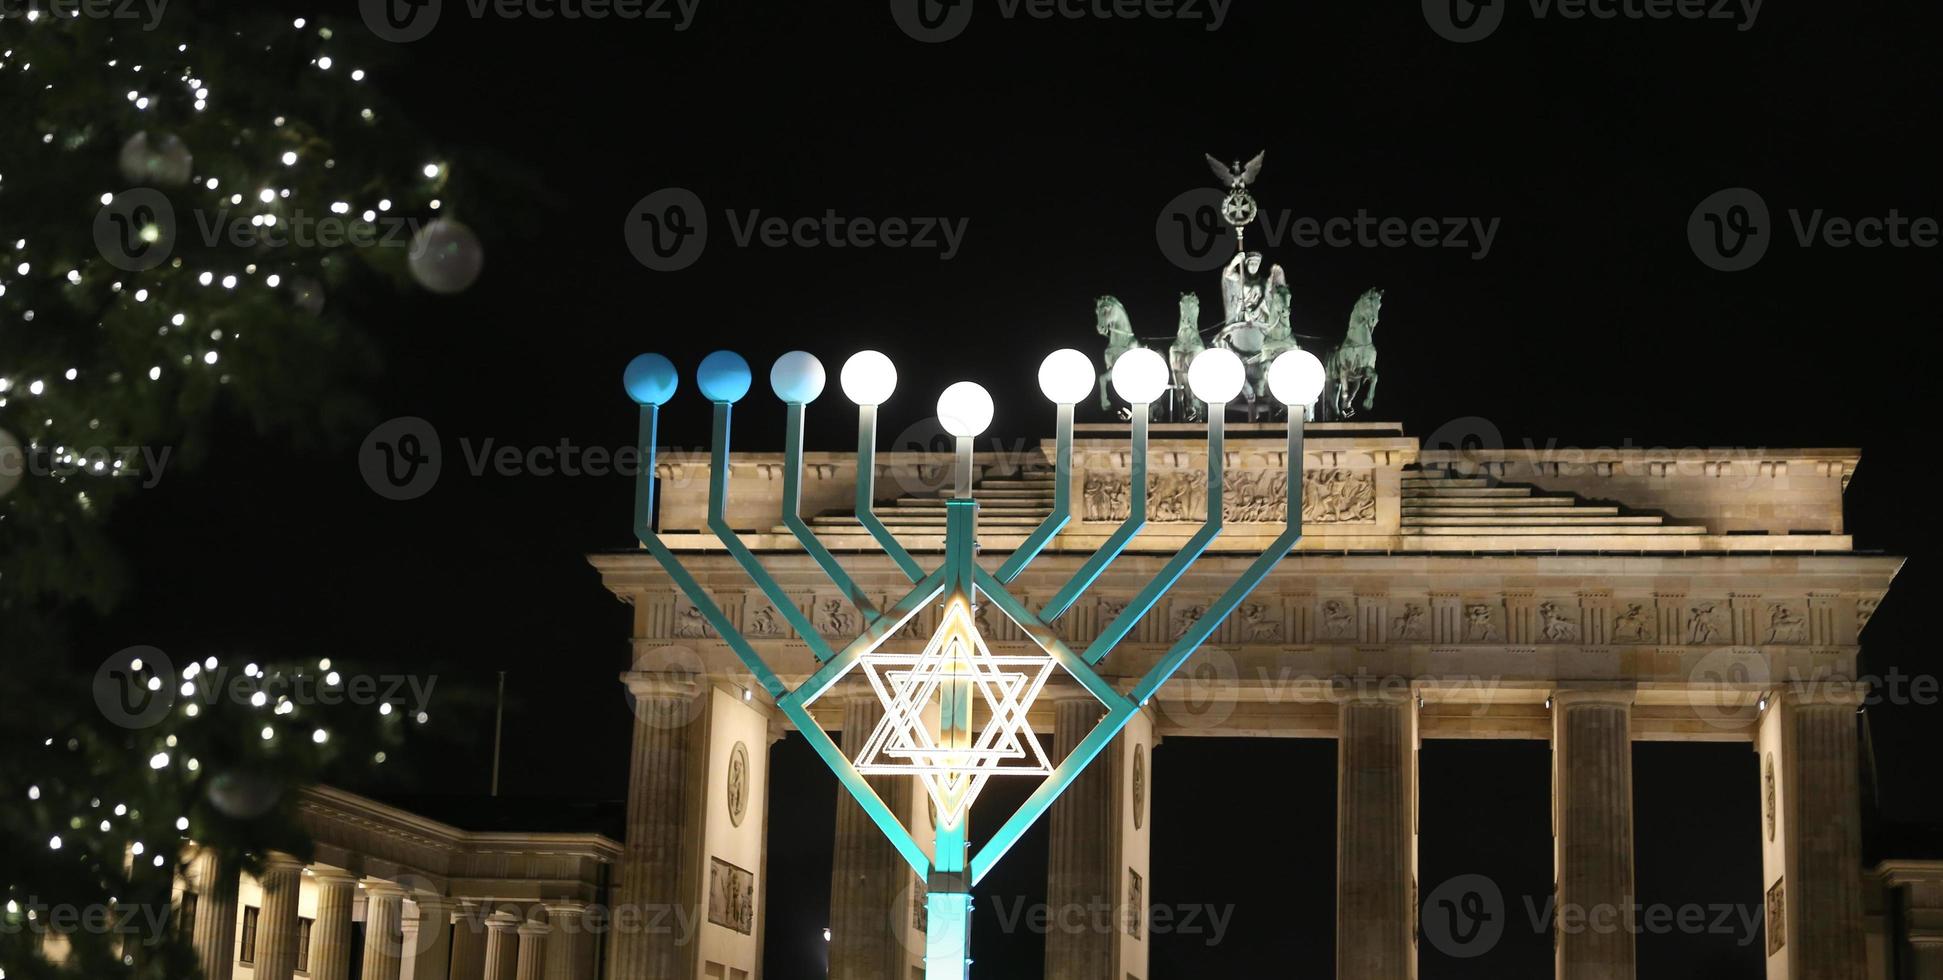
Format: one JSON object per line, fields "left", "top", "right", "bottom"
{"left": 851, "top": 598, "right": 1057, "bottom": 828}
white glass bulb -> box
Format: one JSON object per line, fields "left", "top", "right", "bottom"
{"left": 1266, "top": 348, "right": 1328, "bottom": 406}
{"left": 840, "top": 350, "right": 897, "bottom": 406}
{"left": 1109, "top": 347, "right": 1168, "bottom": 404}
{"left": 1036, "top": 348, "right": 1096, "bottom": 404}
{"left": 1187, "top": 348, "right": 1246, "bottom": 404}
{"left": 936, "top": 381, "right": 994, "bottom": 437}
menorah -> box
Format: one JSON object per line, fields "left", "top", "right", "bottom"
{"left": 621, "top": 341, "right": 1327, "bottom": 978}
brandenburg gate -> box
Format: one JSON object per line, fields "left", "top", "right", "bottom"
{"left": 590, "top": 413, "right": 1910, "bottom": 979}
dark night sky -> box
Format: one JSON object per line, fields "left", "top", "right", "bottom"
{"left": 82, "top": 1, "right": 1942, "bottom": 977}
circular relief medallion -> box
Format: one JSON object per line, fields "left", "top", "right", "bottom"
{"left": 1132, "top": 744, "right": 1147, "bottom": 830}
{"left": 727, "top": 741, "right": 750, "bottom": 828}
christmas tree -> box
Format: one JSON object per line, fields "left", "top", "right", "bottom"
{"left": 2, "top": 6, "right": 478, "bottom": 977}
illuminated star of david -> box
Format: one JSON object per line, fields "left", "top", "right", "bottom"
{"left": 852, "top": 597, "right": 1057, "bottom": 828}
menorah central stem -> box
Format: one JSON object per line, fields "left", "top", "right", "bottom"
{"left": 926, "top": 497, "right": 980, "bottom": 979}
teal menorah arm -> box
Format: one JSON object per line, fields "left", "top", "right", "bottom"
{"left": 854, "top": 404, "right": 926, "bottom": 583}
{"left": 703, "top": 402, "right": 840, "bottom": 662}
{"left": 781, "top": 402, "right": 887, "bottom": 628}
{"left": 1079, "top": 412, "right": 1226, "bottom": 666}
{"left": 970, "top": 410, "right": 1307, "bottom": 884}
{"left": 635, "top": 407, "right": 934, "bottom": 878}
{"left": 632, "top": 405, "right": 790, "bottom": 699}
{"left": 994, "top": 403, "right": 1073, "bottom": 583}
{"left": 1034, "top": 411, "right": 1150, "bottom": 623}
{"left": 772, "top": 695, "right": 935, "bottom": 879}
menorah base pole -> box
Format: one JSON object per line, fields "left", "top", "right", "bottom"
{"left": 924, "top": 886, "right": 972, "bottom": 980}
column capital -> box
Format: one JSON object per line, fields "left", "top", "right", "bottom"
{"left": 309, "top": 866, "right": 360, "bottom": 886}
{"left": 1778, "top": 680, "right": 1867, "bottom": 709}
{"left": 413, "top": 894, "right": 456, "bottom": 915}
{"left": 541, "top": 902, "right": 587, "bottom": 919}
{"left": 1551, "top": 685, "right": 1637, "bottom": 708}
{"left": 485, "top": 910, "right": 523, "bottom": 931}
{"left": 261, "top": 850, "right": 307, "bottom": 873}
{"left": 1331, "top": 675, "right": 1415, "bottom": 704}
{"left": 620, "top": 670, "right": 703, "bottom": 700}
{"left": 362, "top": 879, "right": 410, "bottom": 900}
{"left": 516, "top": 920, "right": 551, "bottom": 938}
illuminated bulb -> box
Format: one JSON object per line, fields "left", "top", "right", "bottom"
{"left": 936, "top": 382, "right": 994, "bottom": 437}
{"left": 1266, "top": 348, "right": 1327, "bottom": 407}
{"left": 839, "top": 350, "right": 897, "bottom": 406}
{"left": 312, "top": 729, "right": 328, "bottom": 744}
{"left": 260, "top": 727, "right": 274, "bottom": 740}
{"left": 1187, "top": 348, "right": 1246, "bottom": 404}
{"left": 175, "top": 817, "right": 188, "bottom": 830}
{"left": 250, "top": 691, "right": 267, "bottom": 707}
{"left": 280, "top": 151, "right": 297, "bottom": 166}
{"left": 768, "top": 351, "right": 826, "bottom": 404}
{"left": 1110, "top": 347, "right": 1168, "bottom": 404}
{"left": 1036, "top": 348, "right": 1096, "bottom": 404}
{"left": 148, "top": 752, "right": 168, "bottom": 769}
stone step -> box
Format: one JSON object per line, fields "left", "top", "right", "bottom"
{"left": 1402, "top": 515, "right": 1665, "bottom": 526}
{"left": 809, "top": 515, "right": 1048, "bottom": 528}
{"left": 942, "top": 486, "right": 1057, "bottom": 498}
{"left": 1401, "top": 524, "right": 1707, "bottom": 536}
{"left": 1403, "top": 505, "right": 1623, "bottom": 517}
{"left": 1400, "top": 495, "right": 1575, "bottom": 508}
{"left": 1401, "top": 477, "right": 1492, "bottom": 488}
{"left": 1403, "top": 487, "right": 1537, "bottom": 498}
{"left": 898, "top": 497, "right": 1054, "bottom": 509}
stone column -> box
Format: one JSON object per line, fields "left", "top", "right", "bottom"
{"left": 361, "top": 881, "right": 409, "bottom": 980}
{"left": 1046, "top": 697, "right": 1117, "bottom": 980}
{"left": 514, "top": 920, "right": 548, "bottom": 980}
{"left": 1760, "top": 685, "right": 1868, "bottom": 979}
{"left": 1552, "top": 689, "right": 1637, "bottom": 980}
{"left": 830, "top": 695, "right": 917, "bottom": 980}
{"left": 187, "top": 848, "right": 240, "bottom": 980}
{"left": 407, "top": 896, "right": 455, "bottom": 980}
{"left": 542, "top": 903, "right": 594, "bottom": 980}
{"left": 447, "top": 902, "right": 488, "bottom": 980}
{"left": 611, "top": 671, "right": 703, "bottom": 980}
{"left": 307, "top": 868, "right": 359, "bottom": 980}
{"left": 252, "top": 853, "right": 306, "bottom": 980}
{"left": 1336, "top": 688, "right": 1418, "bottom": 980}
{"left": 483, "top": 911, "right": 522, "bottom": 980}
